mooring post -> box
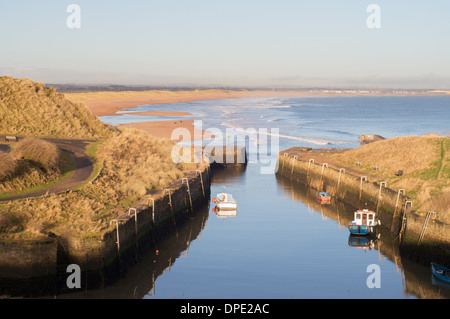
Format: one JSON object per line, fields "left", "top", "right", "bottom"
{"left": 110, "top": 219, "right": 121, "bottom": 258}
{"left": 321, "top": 163, "right": 328, "bottom": 180}
{"left": 359, "top": 176, "right": 367, "bottom": 199}
{"left": 164, "top": 188, "right": 178, "bottom": 234}
{"left": 337, "top": 168, "right": 345, "bottom": 189}
{"left": 147, "top": 197, "right": 155, "bottom": 224}
{"left": 128, "top": 208, "right": 139, "bottom": 253}
{"left": 196, "top": 170, "right": 205, "bottom": 197}
{"left": 391, "top": 189, "right": 406, "bottom": 232}
{"left": 417, "top": 211, "right": 436, "bottom": 246}
{"left": 376, "top": 182, "right": 387, "bottom": 213}
{"left": 182, "top": 178, "right": 193, "bottom": 211}
{"left": 282, "top": 153, "right": 289, "bottom": 172}
{"left": 394, "top": 189, "right": 406, "bottom": 216}
{"left": 164, "top": 189, "right": 173, "bottom": 214}
{"left": 398, "top": 200, "right": 413, "bottom": 241}
{"left": 290, "top": 156, "right": 298, "bottom": 176}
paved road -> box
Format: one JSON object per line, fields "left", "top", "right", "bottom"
{"left": 0, "top": 137, "right": 97, "bottom": 201}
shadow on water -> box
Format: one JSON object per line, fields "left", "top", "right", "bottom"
{"left": 275, "top": 174, "right": 450, "bottom": 299}
{"left": 43, "top": 204, "right": 211, "bottom": 299}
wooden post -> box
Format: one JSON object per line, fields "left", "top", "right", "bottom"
{"left": 337, "top": 168, "right": 345, "bottom": 189}
{"left": 182, "top": 178, "right": 193, "bottom": 211}
{"left": 128, "top": 208, "right": 139, "bottom": 252}
{"left": 282, "top": 153, "right": 289, "bottom": 172}
{"left": 196, "top": 170, "right": 205, "bottom": 197}
{"left": 164, "top": 189, "right": 178, "bottom": 235}
{"left": 391, "top": 189, "right": 406, "bottom": 232}
{"left": 290, "top": 156, "right": 298, "bottom": 176}
{"left": 376, "top": 182, "right": 387, "bottom": 213}
{"left": 417, "top": 211, "right": 436, "bottom": 246}
{"left": 321, "top": 163, "right": 328, "bottom": 180}
{"left": 147, "top": 197, "right": 155, "bottom": 223}
{"left": 359, "top": 176, "right": 367, "bottom": 199}
{"left": 110, "top": 219, "right": 121, "bottom": 258}
{"left": 165, "top": 189, "right": 173, "bottom": 215}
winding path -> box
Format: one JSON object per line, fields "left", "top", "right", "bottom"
{"left": 0, "top": 138, "right": 97, "bottom": 202}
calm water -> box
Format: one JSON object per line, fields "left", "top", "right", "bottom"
{"left": 85, "top": 95, "right": 450, "bottom": 299}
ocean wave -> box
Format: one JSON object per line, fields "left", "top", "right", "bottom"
{"left": 257, "top": 104, "right": 292, "bottom": 109}
{"left": 219, "top": 122, "right": 352, "bottom": 146}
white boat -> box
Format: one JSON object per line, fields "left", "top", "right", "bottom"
{"left": 213, "top": 192, "right": 238, "bottom": 210}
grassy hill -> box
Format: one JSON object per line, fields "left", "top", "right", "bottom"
{"left": 0, "top": 76, "right": 114, "bottom": 138}
{"left": 0, "top": 128, "right": 198, "bottom": 240}
{"left": 330, "top": 135, "right": 450, "bottom": 223}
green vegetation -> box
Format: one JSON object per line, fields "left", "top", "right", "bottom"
{"left": 0, "top": 76, "right": 115, "bottom": 138}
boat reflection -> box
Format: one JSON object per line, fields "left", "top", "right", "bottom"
{"left": 212, "top": 208, "right": 237, "bottom": 218}
{"left": 348, "top": 234, "right": 378, "bottom": 250}
{"left": 275, "top": 173, "right": 450, "bottom": 299}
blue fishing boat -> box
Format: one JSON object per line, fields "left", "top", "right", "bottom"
{"left": 431, "top": 262, "right": 450, "bottom": 284}
{"left": 348, "top": 209, "right": 380, "bottom": 235}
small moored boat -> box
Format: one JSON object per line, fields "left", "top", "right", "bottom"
{"left": 212, "top": 192, "right": 237, "bottom": 211}
{"left": 318, "top": 192, "right": 331, "bottom": 203}
{"left": 348, "top": 209, "right": 380, "bottom": 235}
{"left": 431, "top": 262, "right": 450, "bottom": 284}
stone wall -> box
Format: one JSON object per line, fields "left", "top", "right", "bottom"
{"left": 277, "top": 152, "right": 450, "bottom": 264}
{"left": 53, "top": 164, "right": 212, "bottom": 291}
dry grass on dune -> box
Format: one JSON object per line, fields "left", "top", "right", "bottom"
{"left": 330, "top": 136, "right": 440, "bottom": 175}
{"left": 0, "top": 138, "right": 68, "bottom": 194}
{"left": 0, "top": 151, "right": 16, "bottom": 181}
{"left": 0, "top": 76, "right": 115, "bottom": 138}
{"left": 94, "top": 128, "right": 197, "bottom": 197}
{"left": 331, "top": 135, "right": 450, "bottom": 222}
{"left": 11, "top": 137, "right": 62, "bottom": 171}
{"left": 0, "top": 129, "right": 199, "bottom": 239}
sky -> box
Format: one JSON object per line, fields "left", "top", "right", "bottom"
{"left": 1, "top": 0, "right": 450, "bottom": 89}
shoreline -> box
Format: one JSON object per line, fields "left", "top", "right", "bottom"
{"left": 64, "top": 88, "right": 438, "bottom": 141}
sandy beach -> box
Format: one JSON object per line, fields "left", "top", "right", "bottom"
{"left": 65, "top": 88, "right": 443, "bottom": 141}
{"left": 65, "top": 89, "right": 311, "bottom": 140}
{"left": 64, "top": 89, "right": 292, "bottom": 117}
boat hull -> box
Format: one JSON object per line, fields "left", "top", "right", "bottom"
{"left": 431, "top": 262, "right": 450, "bottom": 284}
{"left": 348, "top": 224, "right": 377, "bottom": 236}
{"left": 216, "top": 203, "right": 238, "bottom": 210}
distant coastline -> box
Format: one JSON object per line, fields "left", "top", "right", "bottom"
{"left": 64, "top": 88, "right": 450, "bottom": 141}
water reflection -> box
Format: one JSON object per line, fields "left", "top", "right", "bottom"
{"left": 51, "top": 203, "right": 211, "bottom": 299}
{"left": 275, "top": 173, "right": 450, "bottom": 299}
{"left": 348, "top": 235, "right": 378, "bottom": 251}
{"left": 212, "top": 209, "right": 238, "bottom": 219}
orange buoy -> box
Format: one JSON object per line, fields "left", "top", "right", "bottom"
{"left": 212, "top": 198, "right": 216, "bottom": 203}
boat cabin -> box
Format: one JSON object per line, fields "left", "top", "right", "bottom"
{"left": 218, "top": 193, "right": 235, "bottom": 203}
{"left": 353, "top": 209, "right": 376, "bottom": 226}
